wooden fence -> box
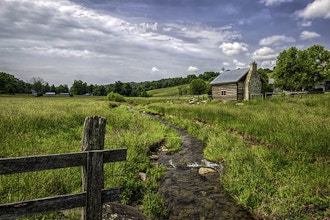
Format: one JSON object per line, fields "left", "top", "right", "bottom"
{"left": 0, "top": 116, "right": 127, "bottom": 220}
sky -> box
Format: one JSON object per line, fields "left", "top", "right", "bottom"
{"left": 1, "top": 0, "right": 330, "bottom": 86}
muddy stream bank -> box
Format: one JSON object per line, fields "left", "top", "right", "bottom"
{"left": 156, "top": 123, "right": 254, "bottom": 220}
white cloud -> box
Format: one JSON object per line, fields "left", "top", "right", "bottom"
{"left": 233, "top": 59, "right": 246, "bottom": 68}
{"left": 300, "top": 21, "right": 312, "bottom": 27}
{"left": 223, "top": 62, "right": 230, "bottom": 66}
{"left": 252, "top": 47, "right": 277, "bottom": 60}
{"left": 260, "top": 0, "right": 293, "bottom": 6}
{"left": 297, "top": 0, "right": 330, "bottom": 19}
{"left": 163, "top": 27, "right": 172, "bottom": 32}
{"left": 300, "top": 31, "right": 321, "bottom": 40}
{"left": 139, "top": 22, "right": 158, "bottom": 32}
{"left": 187, "top": 66, "right": 199, "bottom": 72}
{"left": 259, "top": 35, "right": 295, "bottom": 46}
{"left": 219, "top": 42, "right": 248, "bottom": 56}
{"left": 151, "top": 67, "right": 160, "bottom": 72}
{"left": 261, "top": 60, "right": 276, "bottom": 69}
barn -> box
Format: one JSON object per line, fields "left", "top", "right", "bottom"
{"left": 210, "top": 62, "right": 263, "bottom": 101}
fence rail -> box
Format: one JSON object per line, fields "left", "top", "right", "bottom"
{"left": 0, "top": 116, "right": 126, "bottom": 220}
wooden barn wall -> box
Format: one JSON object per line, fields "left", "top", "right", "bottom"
{"left": 212, "top": 83, "right": 238, "bottom": 100}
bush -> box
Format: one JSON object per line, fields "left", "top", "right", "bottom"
{"left": 106, "top": 92, "right": 125, "bottom": 102}
{"left": 142, "top": 191, "right": 167, "bottom": 220}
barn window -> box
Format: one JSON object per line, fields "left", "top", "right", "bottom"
{"left": 221, "top": 90, "right": 226, "bottom": 96}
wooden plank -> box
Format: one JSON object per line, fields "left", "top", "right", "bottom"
{"left": 102, "top": 188, "right": 121, "bottom": 203}
{"left": 0, "top": 189, "right": 120, "bottom": 219}
{"left": 0, "top": 192, "right": 86, "bottom": 219}
{"left": 103, "top": 148, "right": 127, "bottom": 163}
{"left": 85, "top": 151, "right": 104, "bottom": 220}
{"left": 0, "top": 152, "right": 86, "bottom": 175}
{"left": 0, "top": 149, "right": 126, "bottom": 175}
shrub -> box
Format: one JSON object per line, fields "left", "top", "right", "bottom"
{"left": 106, "top": 92, "right": 125, "bottom": 102}
{"left": 142, "top": 191, "right": 167, "bottom": 220}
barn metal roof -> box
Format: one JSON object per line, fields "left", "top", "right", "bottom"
{"left": 210, "top": 68, "right": 249, "bottom": 85}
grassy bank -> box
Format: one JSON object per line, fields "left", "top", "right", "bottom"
{"left": 143, "top": 94, "right": 330, "bottom": 219}
{"left": 0, "top": 95, "right": 180, "bottom": 219}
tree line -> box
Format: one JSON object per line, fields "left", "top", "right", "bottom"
{"left": 0, "top": 71, "right": 220, "bottom": 96}
{"left": 1, "top": 44, "right": 329, "bottom": 96}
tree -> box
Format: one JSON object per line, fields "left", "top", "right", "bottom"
{"left": 56, "top": 84, "right": 69, "bottom": 94}
{"left": 70, "top": 80, "right": 87, "bottom": 95}
{"left": 258, "top": 68, "right": 273, "bottom": 93}
{"left": 31, "top": 77, "right": 46, "bottom": 95}
{"left": 0, "top": 72, "right": 17, "bottom": 94}
{"left": 305, "top": 45, "right": 330, "bottom": 88}
{"left": 273, "top": 45, "right": 330, "bottom": 91}
{"left": 50, "top": 84, "right": 56, "bottom": 92}
{"left": 190, "top": 79, "right": 207, "bottom": 95}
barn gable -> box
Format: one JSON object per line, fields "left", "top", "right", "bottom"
{"left": 210, "top": 62, "right": 262, "bottom": 101}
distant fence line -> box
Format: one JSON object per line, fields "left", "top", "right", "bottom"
{"left": 0, "top": 116, "right": 127, "bottom": 220}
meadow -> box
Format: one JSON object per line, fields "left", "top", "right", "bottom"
{"left": 0, "top": 95, "right": 180, "bottom": 219}
{"left": 141, "top": 93, "right": 330, "bottom": 219}
{"left": 1, "top": 93, "right": 329, "bottom": 219}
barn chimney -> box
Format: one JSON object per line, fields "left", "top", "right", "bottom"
{"left": 250, "top": 61, "right": 257, "bottom": 72}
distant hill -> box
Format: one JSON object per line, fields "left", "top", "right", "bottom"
{"left": 147, "top": 85, "right": 183, "bottom": 97}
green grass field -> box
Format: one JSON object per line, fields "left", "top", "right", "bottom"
{"left": 143, "top": 93, "right": 330, "bottom": 219}
{"left": 1, "top": 93, "right": 329, "bottom": 219}
{"left": 0, "top": 95, "right": 179, "bottom": 219}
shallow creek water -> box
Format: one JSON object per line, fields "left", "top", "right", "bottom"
{"left": 157, "top": 125, "right": 254, "bottom": 220}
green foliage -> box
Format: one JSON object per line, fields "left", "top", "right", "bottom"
{"left": 106, "top": 92, "right": 126, "bottom": 102}
{"left": 142, "top": 191, "right": 167, "bottom": 220}
{"left": 257, "top": 68, "right": 274, "bottom": 93}
{"left": 190, "top": 79, "right": 207, "bottom": 95}
{"left": 0, "top": 72, "right": 31, "bottom": 94}
{"left": 273, "top": 45, "right": 330, "bottom": 91}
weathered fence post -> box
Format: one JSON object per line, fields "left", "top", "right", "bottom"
{"left": 81, "top": 116, "right": 106, "bottom": 220}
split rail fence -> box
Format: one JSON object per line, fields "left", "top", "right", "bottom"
{"left": 0, "top": 116, "right": 127, "bottom": 220}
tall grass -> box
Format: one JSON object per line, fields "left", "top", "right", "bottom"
{"left": 0, "top": 95, "right": 180, "bottom": 219}
{"left": 144, "top": 94, "right": 330, "bottom": 219}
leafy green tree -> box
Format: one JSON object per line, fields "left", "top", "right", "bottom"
{"left": 56, "top": 84, "right": 69, "bottom": 94}
{"left": 273, "top": 45, "right": 330, "bottom": 91}
{"left": 93, "top": 85, "right": 107, "bottom": 96}
{"left": 122, "top": 83, "right": 132, "bottom": 96}
{"left": 258, "top": 68, "right": 273, "bottom": 93}
{"left": 305, "top": 45, "right": 330, "bottom": 88}
{"left": 114, "top": 81, "right": 124, "bottom": 94}
{"left": 50, "top": 84, "right": 56, "bottom": 92}
{"left": 190, "top": 79, "right": 207, "bottom": 95}
{"left": 187, "top": 74, "right": 197, "bottom": 83}
{"left": 70, "top": 80, "right": 87, "bottom": 95}
{"left": 31, "top": 77, "right": 46, "bottom": 95}
{"left": 44, "top": 83, "right": 50, "bottom": 93}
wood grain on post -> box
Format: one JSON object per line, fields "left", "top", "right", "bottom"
{"left": 81, "top": 116, "right": 106, "bottom": 220}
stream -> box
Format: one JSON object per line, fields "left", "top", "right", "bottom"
{"left": 156, "top": 124, "right": 255, "bottom": 220}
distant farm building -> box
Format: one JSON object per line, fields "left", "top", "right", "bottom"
{"left": 45, "top": 92, "right": 56, "bottom": 95}
{"left": 210, "top": 62, "right": 263, "bottom": 101}
{"left": 314, "top": 80, "right": 330, "bottom": 92}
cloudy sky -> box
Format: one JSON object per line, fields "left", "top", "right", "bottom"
{"left": 1, "top": 0, "right": 329, "bottom": 85}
